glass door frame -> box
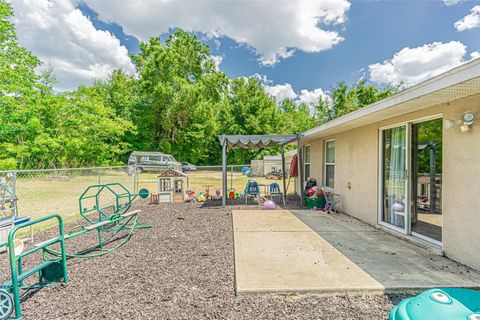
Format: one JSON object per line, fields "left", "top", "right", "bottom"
{"left": 410, "top": 115, "right": 444, "bottom": 247}
{"left": 378, "top": 122, "right": 411, "bottom": 235}
{"left": 377, "top": 114, "right": 444, "bottom": 246}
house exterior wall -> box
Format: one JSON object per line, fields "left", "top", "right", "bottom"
{"left": 303, "top": 93, "right": 480, "bottom": 270}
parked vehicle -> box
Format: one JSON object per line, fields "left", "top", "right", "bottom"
{"left": 181, "top": 162, "right": 197, "bottom": 172}
{"left": 127, "top": 151, "right": 181, "bottom": 174}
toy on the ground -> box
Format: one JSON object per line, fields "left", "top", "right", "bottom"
{"left": 389, "top": 288, "right": 480, "bottom": 320}
{"left": 212, "top": 189, "right": 222, "bottom": 201}
{"left": 197, "top": 191, "right": 206, "bottom": 202}
{"left": 228, "top": 188, "right": 236, "bottom": 199}
{"left": 185, "top": 190, "right": 196, "bottom": 202}
{"left": 306, "top": 194, "right": 324, "bottom": 210}
{"left": 203, "top": 185, "right": 213, "bottom": 199}
{"left": 157, "top": 169, "right": 188, "bottom": 203}
{"left": 262, "top": 200, "right": 276, "bottom": 210}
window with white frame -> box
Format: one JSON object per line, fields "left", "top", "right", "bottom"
{"left": 304, "top": 145, "right": 311, "bottom": 182}
{"left": 325, "top": 140, "right": 335, "bottom": 188}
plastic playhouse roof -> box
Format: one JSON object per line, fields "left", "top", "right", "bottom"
{"left": 156, "top": 169, "right": 187, "bottom": 177}
{"left": 218, "top": 135, "right": 298, "bottom": 149}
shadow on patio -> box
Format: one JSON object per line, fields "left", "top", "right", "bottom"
{"left": 291, "top": 210, "right": 480, "bottom": 291}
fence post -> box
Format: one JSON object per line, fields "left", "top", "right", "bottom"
{"left": 230, "top": 165, "right": 234, "bottom": 189}
{"left": 133, "top": 159, "right": 138, "bottom": 193}
{"left": 12, "top": 171, "right": 18, "bottom": 217}
{"left": 97, "top": 168, "right": 102, "bottom": 185}
{"left": 11, "top": 171, "right": 17, "bottom": 197}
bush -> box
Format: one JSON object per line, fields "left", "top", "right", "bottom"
{"left": 0, "top": 158, "right": 17, "bottom": 171}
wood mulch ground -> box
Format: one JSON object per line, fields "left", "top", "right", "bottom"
{"left": 0, "top": 201, "right": 408, "bottom": 319}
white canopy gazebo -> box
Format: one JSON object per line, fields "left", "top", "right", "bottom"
{"left": 218, "top": 134, "right": 304, "bottom": 206}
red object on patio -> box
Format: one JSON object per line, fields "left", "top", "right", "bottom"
{"left": 290, "top": 153, "right": 298, "bottom": 177}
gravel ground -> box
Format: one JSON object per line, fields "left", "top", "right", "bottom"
{"left": 0, "top": 201, "right": 408, "bottom": 319}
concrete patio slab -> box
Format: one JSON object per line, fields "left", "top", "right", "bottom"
{"left": 233, "top": 209, "right": 311, "bottom": 232}
{"left": 232, "top": 210, "right": 384, "bottom": 294}
{"left": 292, "top": 210, "right": 480, "bottom": 291}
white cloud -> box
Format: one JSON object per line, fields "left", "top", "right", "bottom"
{"left": 260, "top": 75, "right": 330, "bottom": 108}
{"left": 82, "top": 0, "right": 351, "bottom": 66}
{"left": 369, "top": 41, "right": 468, "bottom": 87}
{"left": 454, "top": 5, "right": 480, "bottom": 31}
{"left": 253, "top": 73, "right": 273, "bottom": 85}
{"left": 471, "top": 51, "right": 480, "bottom": 60}
{"left": 12, "top": 0, "right": 135, "bottom": 91}
{"left": 264, "top": 83, "right": 297, "bottom": 102}
{"left": 298, "top": 88, "right": 330, "bottom": 106}
{"left": 443, "top": 0, "right": 462, "bottom": 6}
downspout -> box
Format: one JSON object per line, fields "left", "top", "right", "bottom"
{"left": 297, "top": 133, "right": 304, "bottom": 207}
{"left": 222, "top": 135, "right": 227, "bottom": 206}
{"left": 281, "top": 144, "right": 287, "bottom": 206}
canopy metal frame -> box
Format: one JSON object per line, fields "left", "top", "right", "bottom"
{"left": 219, "top": 134, "right": 304, "bottom": 207}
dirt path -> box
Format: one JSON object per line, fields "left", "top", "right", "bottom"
{"left": 1, "top": 202, "right": 406, "bottom": 319}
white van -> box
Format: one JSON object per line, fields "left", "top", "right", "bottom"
{"left": 127, "top": 151, "right": 181, "bottom": 174}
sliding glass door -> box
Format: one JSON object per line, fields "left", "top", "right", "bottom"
{"left": 411, "top": 118, "right": 443, "bottom": 243}
{"left": 379, "top": 117, "right": 443, "bottom": 244}
{"left": 380, "top": 125, "right": 408, "bottom": 232}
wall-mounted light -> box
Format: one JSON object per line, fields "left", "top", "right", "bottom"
{"left": 444, "top": 112, "right": 476, "bottom": 132}
{"left": 460, "top": 111, "right": 475, "bottom": 132}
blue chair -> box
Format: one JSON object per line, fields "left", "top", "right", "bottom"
{"left": 245, "top": 180, "right": 259, "bottom": 205}
{"left": 269, "top": 183, "right": 283, "bottom": 203}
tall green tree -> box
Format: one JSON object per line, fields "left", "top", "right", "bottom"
{"left": 132, "top": 29, "right": 228, "bottom": 164}
{"left": 0, "top": 2, "right": 43, "bottom": 169}
{"left": 315, "top": 79, "right": 397, "bottom": 123}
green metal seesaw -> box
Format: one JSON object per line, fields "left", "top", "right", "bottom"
{"left": 0, "top": 183, "right": 150, "bottom": 319}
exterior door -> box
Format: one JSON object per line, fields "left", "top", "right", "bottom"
{"left": 411, "top": 118, "right": 443, "bottom": 244}
{"left": 380, "top": 125, "right": 409, "bottom": 233}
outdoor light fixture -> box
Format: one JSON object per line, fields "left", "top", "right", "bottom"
{"left": 444, "top": 112, "right": 476, "bottom": 132}
{"left": 460, "top": 111, "right": 476, "bottom": 132}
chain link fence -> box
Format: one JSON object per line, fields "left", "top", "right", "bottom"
{"left": 0, "top": 163, "right": 296, "bottom": 222}
{"left": 0, "top": 167, "right": 132, "bottom": 223}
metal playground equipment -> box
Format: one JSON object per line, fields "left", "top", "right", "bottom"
{"left": 0, "top": 183, "right": 149, "bottom": 319}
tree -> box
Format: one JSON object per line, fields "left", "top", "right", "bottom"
{"left": 0, "top": 2, "right": 42, "bottom": 169}
{"left": 131, "top": 29, "right": 228, "bottom": 164}
{"left": 315, "top": 79, "right": 397, "bottom": 124}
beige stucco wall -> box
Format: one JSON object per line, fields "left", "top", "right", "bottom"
{"left": 303, "top": 93, "right": 480, "bottom": 270}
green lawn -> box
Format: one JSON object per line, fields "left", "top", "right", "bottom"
{"left": 11, "top": 169, "right": 295, "bottom": 234}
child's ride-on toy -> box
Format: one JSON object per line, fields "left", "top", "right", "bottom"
{"left": 389, "top": 288, "right": 480, "bottom": 320}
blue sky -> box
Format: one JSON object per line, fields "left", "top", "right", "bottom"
{"left": 11, "top": 0, "right": 480, "bottom": 102}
